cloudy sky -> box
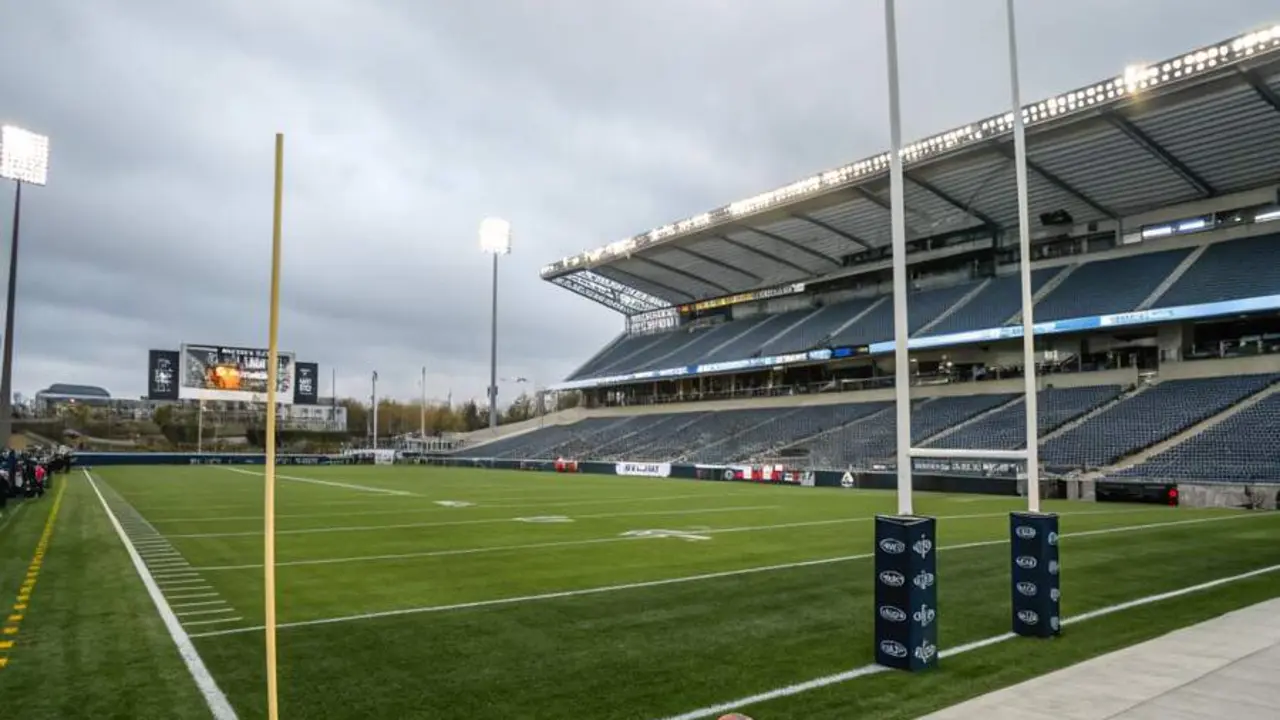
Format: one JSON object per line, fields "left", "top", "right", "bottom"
{"left": 0, "top": 0, "right": 1274, "bottom": 405}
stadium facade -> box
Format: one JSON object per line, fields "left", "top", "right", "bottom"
{"left": 458, "top": 26, "right": 1280, "bottom": 494}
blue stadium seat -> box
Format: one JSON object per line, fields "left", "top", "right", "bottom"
{"left": 927, "top": 385, "right": 1121, "bottom": 452}
{"left": 1151, "top": 234, "right": 1280, "bottom": 308}
{"left": 925, "top": 268, "right": 1058, "bottom": 336}
{"left": 1112, "top": 392, "right": 1280, "bottom": 483}
{"left": 1041, "top": 374, "right": 1280, "bottom": 470}
{"left": 1033, "top": 248, "right": 1192, "bottom": 322}
{"left": 760, "top": 297, "right": 881, "bottom": 354}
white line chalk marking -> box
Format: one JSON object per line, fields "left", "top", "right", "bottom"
{"left": 85, "top": 470, "right": 237, "bottom": 720}
{"left": 221, "top": 466, "right": 415, "bottom": 496}
{"left": 166, "top": 504, "right": 778, "bottom": 539}
{"left": 653, "top": 562, "right": 1280, "bottom": 720}
{"left": 190, "top": 512, "right": 1269, "bottom": 639}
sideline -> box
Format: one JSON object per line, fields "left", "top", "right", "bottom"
{"left": 653, "top": 562, "right": 1280, "bottom": 720}
{"left": 84, "top": 470, "right": 238, "bottom": 719}
{"left": 189, "top": 510, "right": 1268, "bottom": 639}
{"left": 0, "top": 480, "right": 66, "bottom": 670}
{"left": 220, "top": 466, "right": 414, "bottom": 496}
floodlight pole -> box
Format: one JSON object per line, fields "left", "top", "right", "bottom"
{"left": 0, "top": 180, "right": 23, "bottom": 450}
{"left": 488, "top": 251, "right": 499, "bottom": 430}
{"left": 884, "top": 0, "right": 912, "bottom": 517}
{"left": 371, "top": 371, "right": 378, "bottom": 449}
{"left": 1006, "top": 0, "right": 1041, "bottom": 512}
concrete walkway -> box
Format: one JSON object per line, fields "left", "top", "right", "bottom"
{"left": 922, "top": 597, "right": 1280, "bottom": 719}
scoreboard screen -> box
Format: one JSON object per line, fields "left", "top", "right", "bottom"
{"left": 179, "top": 344, "right": 296, "bottom": 403}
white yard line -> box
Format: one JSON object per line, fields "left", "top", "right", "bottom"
{"left": 166, "top": 504, "right": 782, "bottom": 539}
{"left": 184, "top": 616, "right": 243, "bottom": 627}
{"left": 85, "top": 470, "right": 238, "bottom": 720}
{"left": 151, "top": 492, "right": 734, "bottom": 524}
{"left": 192, "top": 507, "right": 1144, "bottom": 572}
{"left": 653, "top": 562, "right": 1280, "bottom": 720}
{"left": 190, "top": 511, "right": 1268, "bottom": 639}
{"left": 220, "top": 466, "right": 415, "bottom": 496}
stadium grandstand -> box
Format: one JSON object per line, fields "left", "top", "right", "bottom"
{"left": 458, "top": 28, "right": 1280, "bottom": 489}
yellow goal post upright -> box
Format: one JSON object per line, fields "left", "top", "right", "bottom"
{"left": 263, "top": 133, "right": 285, "bottom": 719}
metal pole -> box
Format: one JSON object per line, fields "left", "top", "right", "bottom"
{"left": 331, "top": 366, "right": 336, "bottom": 431}
{"left": 0, "top": 181, "right": 23, "bottom": 450}
{"left": 371, "top": 371, "right": 378, "bottom": 449}
{"left": 488, "top": 252, "right": 499, "bottom": 429}
{"left": 420, "top": 365, "right": 426, "bottom": 440}
{"left": 197, "top": 399, "right": 204, "bottom": 453}
{"left": 263, "top": 131, "right": 285, "bottom": 720}
{"left": 884, "top": 0, "right": 912, "bottom": 516}
{"left": 1007, "top": 0, "right": 1040, "bottom": 512}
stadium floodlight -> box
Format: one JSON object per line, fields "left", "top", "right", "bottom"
{"left": 0, "top": 125, "right": 50, "bottom": 451}
{"left": 0, "top": 126, "right": 49, "bottom": 186}
{"left": 480, "top": 217, "right": 511, "bottom": 430}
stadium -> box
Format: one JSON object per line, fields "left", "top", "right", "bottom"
{"left": 2, "top": 14, "right": 1280, "bottom": 720}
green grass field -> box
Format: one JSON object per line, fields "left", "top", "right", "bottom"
{"left": 1, "top": 465, "right": 1278, "bottom": 719}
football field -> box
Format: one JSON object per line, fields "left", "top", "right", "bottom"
{"left": 2, "top": 465, "right": 1278, "bottom": 719}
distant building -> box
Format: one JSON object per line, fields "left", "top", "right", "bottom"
{"left": 34, "top": 383, "right": 113, "bottom": 411}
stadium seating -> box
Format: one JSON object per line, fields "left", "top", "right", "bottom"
{"left": 793, "top": 394, "right": 1016, "bottom": 469}
{"left": 1031, "top": 248, "right": 1193, "bottom": 322}
{"left": 569, "top": 334, "right": 668, "bottom": 380}
{"left": 759, "top": 297, "right": 882, "bottom": 355}
{"left": 1040, "top": 374, "right": 1280, "bottom": 470}
{"left": 1112, "top": 392, "right": 1280, "bottom": 483}
{"left": 681, "top": 401, "right": 891, "bottom": 464}
{"left": 926, "top": 268, "right": 1059, "bottom": 335}
{"left": 927, "top": 385, "right": 1121, "bottom": 452}
{"left": 1151, "top": 234, "right": 1280, "bottom": 308}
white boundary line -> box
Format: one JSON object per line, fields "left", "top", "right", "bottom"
{"left": 84, "top": 470, "right": 238, "bottom": 720}
{"left": 221, "top": 466, "right": 415, "bottom": 496}
{"left": 654, "top": 562, "right": 1280, "bottom": 720}
{"left": 190, "top": 511, "right": 1269, "bottom": 639}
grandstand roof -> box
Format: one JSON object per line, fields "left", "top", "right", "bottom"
{"left": 541, "top": 26, "right": 1280, "bottom": 315}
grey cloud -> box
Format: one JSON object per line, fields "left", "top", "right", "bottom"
{"left": 1, "top": 0, "right": 1275, "bottom": 403}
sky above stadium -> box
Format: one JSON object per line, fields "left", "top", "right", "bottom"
{"left": 0, "top": 0, "right": 1276, "bottom": 406}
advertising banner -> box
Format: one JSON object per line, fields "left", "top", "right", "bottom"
{"left": 874, "top": 515, "right": 939, "bottom": 672}
{"left": 179, "top": 344, "right": 296, "bottom": 403}
{"left": 615, "top": 462, "right": 672, "bottom": 478}
{"left": 147, "top": 349, "right": 181, "bottom": 400}
{"left": 294, "top": 362, "right": 320, "bottom": 405}
{"left": 1009, "top": 512, "right": 1061, "bottom": 638}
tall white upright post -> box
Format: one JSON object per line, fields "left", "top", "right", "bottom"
{"left": 1005, "top": 0, "right": 1060, "bottom": 641}
{"left": 420, "top": 365, "right": 427, "bottom": 441}
{"left": 1006, "top": 0, "right": 1040, "bottom": 512}
{"left": 371, "top": 370, "right": 379, "bottom": 450}
{"left": 884, "top": 0, "right": 912, "bottom": 517}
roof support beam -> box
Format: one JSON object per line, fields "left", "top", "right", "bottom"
{"left": 904, "top": 173, "right": 1001, "bottom": 230}
{"left": 994, "top": 142, "right": 1119, "bottom": 220}
{"left": 551, "top": 276, "right": 637, "bottom": 315}
{"left": 791, "top": 213, "right": 871, "bottom": 250}
{"left": 1102, "top": 111, "right": 1215, "bottom": 197}
{"left": 716, "top": 235, "right": 817, "bottom": 277}
{"left": 851, "top": 185, "right": 891, "bottom": 211}
{"left": 597, "top": 266, "right": 696, "bottom": 303}
{"left": 673, "top": 246, "right": 763, "bottom": 282}
{"left": 631, "top": 256, "right": 734, "bottom": 295}
{"left": 740, "top": 227, "right": 842, "bottom": 268}
{"left": 1239, "top": 67, "right": 1280, "bottom": 116}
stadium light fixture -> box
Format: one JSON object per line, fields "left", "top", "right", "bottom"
{"left": 480, "top": 218, "right": 512, "bottom": 430}
{"left": 0, "top": 124, "right": 51, "bottom": 450}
